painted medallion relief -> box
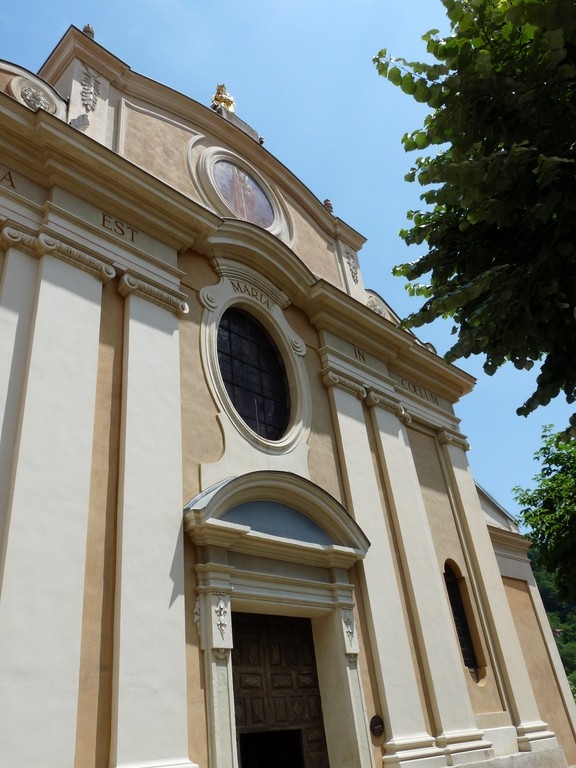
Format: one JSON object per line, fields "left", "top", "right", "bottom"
{"left": 213, "top": 160, "right": 274, "bottom": 228}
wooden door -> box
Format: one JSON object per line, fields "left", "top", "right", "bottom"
{"left": 232, "top": 613, "right": 329, "bottom": 768}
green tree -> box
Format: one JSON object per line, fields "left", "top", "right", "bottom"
{"left": 374, "top": 0, "right": 576, "bottom": 427}
{"left": 514, "top": 427, "right": 576, "bottom": 601}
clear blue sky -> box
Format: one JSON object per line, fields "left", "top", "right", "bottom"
{"left": 2, "top": 0, "right": 571, "bottom": 516}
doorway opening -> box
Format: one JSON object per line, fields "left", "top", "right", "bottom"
{"left": 239, "top": 729, "right": 304, "bottom": 768}
{"left": 232, "top": 613, "right": 329, "bottom": 768}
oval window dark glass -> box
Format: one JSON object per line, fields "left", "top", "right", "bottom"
{"left": 217, "top": 308, "right": 290, "bottom": 440}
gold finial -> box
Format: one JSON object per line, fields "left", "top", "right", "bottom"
{"left": 211, "top": 84, "right": 235, "bottom": 113}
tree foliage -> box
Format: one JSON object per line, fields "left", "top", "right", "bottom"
{"left": 374, "top": 0, "right": 576, "bottom": 425}
{"left": 514, "top": 426, "right": 576, "bottom": 601}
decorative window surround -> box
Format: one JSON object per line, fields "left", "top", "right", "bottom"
{"left": 200, "top": 259, "right": 310, "bottom": 455}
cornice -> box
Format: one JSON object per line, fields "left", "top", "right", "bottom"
{"left": 0, "top": 93, "right": 221, "bottom": 251}
{"left": 308, "top": 280, "right": 475, "bottom": 405}
{"left": 207, "top": 220, "right": 316, "bottom": 306}
{"left": 38, "top": 26, "right": 131, "bottom": 87}
{"left": 118, "top": 273, "right": 189, "bottom": 316}
{"left": 36, "top": 27, "right": 365, "bottom": 253}
{"left": 489, "top": 526, "right": 531, "bottom": 558}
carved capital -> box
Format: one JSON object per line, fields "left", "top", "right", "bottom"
{"left": 213, "top": 648, "right": 231, "bottom": 661}
{"left": 35, "top": 233, "right": 116, "bottom": 282}
{"left": 1, "top": 225, "right": 37, "bottom": 256}
{"left": 437, "top": 430, "right": 470, "bottom": 451}
{"left": 366, "top": 389, "right": 412, "bottom": 424}
{"left": 119, "top": 273, "right": 189, "bottom": 315}
{"left": 322, "top": 370, "right": 366, "bottom": 399}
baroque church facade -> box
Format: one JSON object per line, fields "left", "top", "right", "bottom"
{"left": 0, "top": 24, "right": 575, "bottom": 768}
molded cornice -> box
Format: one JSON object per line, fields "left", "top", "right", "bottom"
{"left": 308, "top": 280, "right": 475, "bottom": 404}
{"left": 36, "top": 26, "right": 365, "bottom": 252}
{"left": 207, "top": 220, "right": 316, "bottom": 306}
{"left": 0, "top": 91, "right": 220, "bottom": 250}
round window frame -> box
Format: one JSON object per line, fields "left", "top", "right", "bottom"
{"left": 216, "top": 306, "right": 291, "bottom": 442}
{"left": 203, "top": 295, "right": 310, "bottom": 454}
{"left": 194, "top": 147, "right": 293, "bottom": 243}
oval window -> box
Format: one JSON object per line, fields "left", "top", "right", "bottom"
{"left": 217, "top": 308, "right": 290, "bottom": 440}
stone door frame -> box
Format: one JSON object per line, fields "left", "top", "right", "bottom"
{"left": 184, "top": 472, "right": 374, "bottom": 768}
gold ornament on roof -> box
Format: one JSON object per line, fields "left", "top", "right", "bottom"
{"left": 211, "top": 84, "right": 235, "bottom": 113}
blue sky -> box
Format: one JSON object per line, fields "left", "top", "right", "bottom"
{"left": 2, "top": 0, "right": 571, "bottom": 516}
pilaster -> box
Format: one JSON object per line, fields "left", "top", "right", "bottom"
{"left": 440, "top": 436, "right": 559, "bottom": 755}
{"left": 323, "top": 369, "right": 445, "bottom": 768}
{"left": 111, "top": 281, "right": 196, "bottom": 768}
{"left": 0, "top": 229, "right": 110, "bottom": 768}
{"left": 194, "top": 567, "right": 238, "bottom": 768}
{"left": 367, "top": 392, "right": 494, "bottom": 765}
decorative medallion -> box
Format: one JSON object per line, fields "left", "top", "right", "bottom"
{"left": 212, "top": 160, "right": 274, "bottom": 229}
{"left": 20, "top": 85, "right": 50, "bottom": 112}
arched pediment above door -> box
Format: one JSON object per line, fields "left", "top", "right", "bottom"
{"left": 183, "top": 471, "right": 370, "bottom": 569}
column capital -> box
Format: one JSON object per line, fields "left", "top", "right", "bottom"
{"left": 118, "top": 273, "right": 189, "bottom": 316}
{"left": 35, "top": 232, "right": 117, "bottom": 282}
{"left": 322, "top": 368, "right": 366, "bottom": 399}
{"left": 1, "top": 224, "right": 37, "bottom": 257}
{"left": 437, "top": 429, "right": 470, "bottom": 452}
{"left": 1, "top": 224, "right": 117, "bottom": 282}
{"left": 365, "top": 389, "right": 412, "bottom": 424}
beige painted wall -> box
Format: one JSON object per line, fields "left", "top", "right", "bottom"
{"left": 76, "top": 281, "right": 123, "bottom": 768}
{"left": 407, "top": 426, "right": 505, "bottom": 716}
{"left": 504, "top": 577, "right": 576, "bottom": 766}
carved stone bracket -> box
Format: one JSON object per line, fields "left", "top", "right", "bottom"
{"left": 437, "top": 429, "right": 470, "bottom": 452}
{"left": 118, "top": 273, "right": 189, "bottom": 316}
{"left": 213, "top": 648, "right": 231, "bottom": 661}
{"left": 322, "top": 370, "right": 366, "bottom": 400}
{"left": 365, "top": 389, "right": 412, "bottom": 424}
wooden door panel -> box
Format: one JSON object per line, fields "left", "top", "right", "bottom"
{"left": 232, "top": 613, "right": 329, "bottom": 768}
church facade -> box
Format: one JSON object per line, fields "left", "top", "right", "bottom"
{"left": 0, "top": 25, "right": 575, "bottom": 768}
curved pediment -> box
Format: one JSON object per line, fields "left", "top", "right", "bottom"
{"left": 184, "top": 471, "right": 370, "bottom": 568}
{"left": 207, "top": 220, "right": 317, "bottom": 306}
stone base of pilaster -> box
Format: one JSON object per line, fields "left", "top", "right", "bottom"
{"left": 436, "top": 728, "right": 494, "bottom": 765}
{"left": 114, "top": 760, "right": 199, "bottom": 768}
{"left": 382, "top": 733, "right": 447, "bottom": 767}
{"left": 516, "top": 721, "right": 559, "bottom": 755}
